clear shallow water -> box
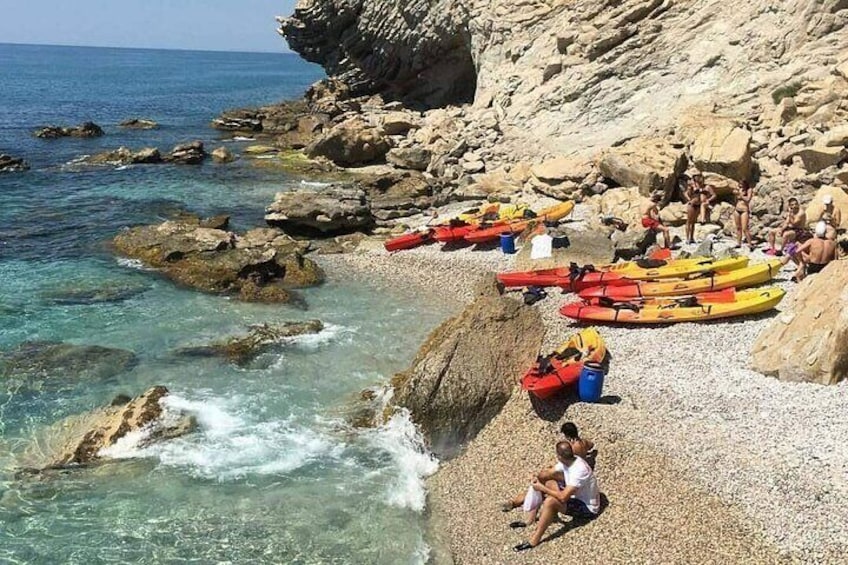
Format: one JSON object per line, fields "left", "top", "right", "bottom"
{"left": 0, "top": 44, "right": 449, "bottom": 563}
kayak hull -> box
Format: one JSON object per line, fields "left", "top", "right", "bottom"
{"left": 561, "top": 287, "right": 786, "bottom": 324}
{"left": 578, "top": 260, "right": 783, "bottom": 300}
{"left": 384, "top": 230, "right": 433, "bottom": 252}
{"left": 464, "top": 201, "right": 574, "bottom": 244}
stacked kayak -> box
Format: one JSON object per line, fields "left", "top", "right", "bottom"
{"left": 497, "top": 256, "right": 749, "bottom": 291}
{"left": 433, "top": 202, "right": 531, "bottom": 243}
{"left": 521, "top": 327, "right": 606, "bottom": 399}
{"left": 578, "top": 259, "right": 783, "bottom": 299}
{"left": 464, "top": 201, "right": 575, "bottom": 244}
{"left": 561, "top": 287, "right": 786, "bottom": 324}
{"left": 384, "top": 203, "right": 505, "bottom": 251}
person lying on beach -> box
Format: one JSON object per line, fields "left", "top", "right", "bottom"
{"left": 511, "top": 442, "right": 601, "bottom": 552}
{"left": 640, "top": 192, "right": 671, "bottom": 249}
{"left": 767, "top": 197, "right": 807, "bottom": 255}
{"left": 782, "top": 221, "right": 836, "bottom": 282}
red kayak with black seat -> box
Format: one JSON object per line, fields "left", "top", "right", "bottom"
{"left": 520, "top": 327, "right": 607, "bottom": 400}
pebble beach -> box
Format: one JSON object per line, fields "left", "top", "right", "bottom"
{"left": 321, "top": 203, "right": 848, "bottom": 564}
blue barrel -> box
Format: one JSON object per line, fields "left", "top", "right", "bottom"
{"left": 500, "top": 233, "right": 516, "bottom": 254}
{"left": 578, "top": 362, "right": 605, "bottom": 403}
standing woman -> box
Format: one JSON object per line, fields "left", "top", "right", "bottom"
{"left": 684, "top": 177, "right": 699, "bottom": 244}
{"left": 733, "top": 180, "right": 754, "bottom": 249}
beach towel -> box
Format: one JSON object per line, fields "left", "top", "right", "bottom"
{"left": 530, "top": 234, "right": 553, "bottom": 260}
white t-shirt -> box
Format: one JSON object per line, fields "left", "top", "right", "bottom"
{"left": 555, "top": 457, "right": 600, "bottom": 514}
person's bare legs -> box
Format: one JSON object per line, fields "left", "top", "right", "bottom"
{"left": 523, "top": 479, "right": 558, "bottom": 525}
{"left": 529, "top": 496, "right": 564, "bottom": 546}
{"left": 767, "top": 229, "right": 777, "bottom": 251}
{"left": 686, "top": 205, "right": 697, "bottom": 243}
{"left": 741, "top": 211, "right": 752, "bottom": 248}
{"left": 699, "top": 202, "right": 709, "bottom": 224}
{"left": 734, "top": 211, "right": 742, "bottom": 246}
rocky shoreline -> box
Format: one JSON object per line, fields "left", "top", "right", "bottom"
{"left": 326, "top": 232, "right": 848, "bottom": 564}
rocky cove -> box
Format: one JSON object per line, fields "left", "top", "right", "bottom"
{"left": 2, "top": 3, "right": 848, "bottom": 563}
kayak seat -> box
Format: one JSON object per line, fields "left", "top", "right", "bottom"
{"left": 554, "top": 346, "right": 581, "bottom": 361}
{"left": 635, "top": 258, "right": 667, "bottom": 269}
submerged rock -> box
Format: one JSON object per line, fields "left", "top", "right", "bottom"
{"left": 211, "top": 146, "right": 236, "bottom": 163}
{"left": 177, "top": 320, "right": 324, "bottom": 364}
{"left": 0, "top": 154, "right": 30, "bottom": 172}
{"left": 118, "top": 118, "right": 158, "bottom": 129}
{"left": 34, "top": 121, "right": 104, "bottom": 139}
{"left": 0, "top": 341, "right": 137, "bottom": 390}
{"left": 112, "top": 220, "right": 323, "bottom": 303}
{"left": 41, "top": 282, "right": 150, "bottom": 305}
{"left": 392, "top": 275, "right": 545, "bottom": 457}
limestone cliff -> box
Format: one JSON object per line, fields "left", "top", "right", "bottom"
{"left": 279, "top": 0, "right": 848, "bottom": 156}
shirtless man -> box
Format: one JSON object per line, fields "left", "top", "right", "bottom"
{"left": 767, "top": 197, "right": 806, "bottom": 255}
{"left": 560, "top": 422, "right": 595, "bottom": 464}
{"left": 640, "top": 192, "right": 671, "bottom": 249}
{"left": 817, "top": 194, "right": 841, "bottom": 241}
{"left": 784, "top": 221, "right": 837, "bottom": 281}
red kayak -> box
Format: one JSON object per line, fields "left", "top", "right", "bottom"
{"left": 384, "top": 230, "right": 434, "bottom": 252}
{"left": 497, "top": 266, "right": 631, "bottom": 291}
{"left": 432, "top": 223, "right": 479, "bottom": 243}
{"left": 521, "top": 357, "right": 584, "bottom": 400}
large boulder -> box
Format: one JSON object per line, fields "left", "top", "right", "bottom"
{"left": 82, "top": 147, "right": 162, "bottom": 166}
{"left": 596, "top": 138, "right": 687, "bottom": 202}
{"left": 590, "top": 186, "right": 645, "bottom": 229}
{"left": 113, "top": 221, "right": 322, "bottom": 303}
{"left": 365, "top": 171, "right": 437, "bottom": 222}
{"left": 691, "top": 124, "right": 753, "bottom": 181}
{"left": 386, "top": 147, "right": 432, "bottom": 171}
{"left": 165, "top": 141, "right": 207, "bottom": 165}
{"left": 817, "top": 124, "right": 848, "bottom": 148}
{"left": 305, "top": 119, "right": 390, "bottom": 166}
{"left": 784, "top": 146, "right": 847, "bottom": 174}
{"left": 211, "top": 146, "right": 236, "bottom": 163}
{"left": 392, "top": 276, "right": 545, "bottom": 457}
{"left": 804, "top": 185, "right": 848, "bottom": 228}
{"left": 0, "top": 154, "right": 30, "bottom": 172}
{"left": 265, "top": 185, "right": 373, "bottom": 235}
{"left": 751, "top": 260, "right": 848, "bottom": 385}
{"left": 0, "top": 341, "right": 137, "bottom": 391}
{"left": 20, "top": 386, "right": 196, "bottom": 472}
{"left": 530, "top": 156, "right": 593, "bottom": 199}
{"left": 33, "top": 121, "right": 104, "bottom": 139}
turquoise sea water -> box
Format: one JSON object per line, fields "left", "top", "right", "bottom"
{"left": 0, "top": 44, "right": 449, "bottom": 563}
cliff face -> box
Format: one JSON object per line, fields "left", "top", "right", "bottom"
{"left": 279, "top": 0, "right": 848, "bottom": 155}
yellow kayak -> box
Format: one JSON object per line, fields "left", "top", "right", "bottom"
{"left": 497, "top": 256, "right": 749, "bottom": 288}
{"left": 578, "top": 260, "right": 784, "bottom": 299}
{"left": 464, "top": 201, "right": 574, "bottom": 243}
{"left": 562, "top": 287, "right": 786, "bottom": 324}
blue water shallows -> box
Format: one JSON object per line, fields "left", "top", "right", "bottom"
{"left": 0, "top": 44, "right": 449, "bottom": 563}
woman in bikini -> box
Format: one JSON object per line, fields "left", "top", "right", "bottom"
{"left": 693, "top": 174, "right": 717, "bottom": 224}
{"left": 733, "top": 180, "right": 754, "bottom": 249}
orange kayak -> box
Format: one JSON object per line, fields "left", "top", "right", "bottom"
{"left": 464, "top": 202, "right": 574, "bottom": 244}
{"left": 521, "top": 327, "right": 606, "bottom": 400}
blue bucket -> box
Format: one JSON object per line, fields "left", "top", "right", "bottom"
{"left": 578, "top": 362, "right": 605, "bottom": 403}
{"left": 500, "top": 233, "right": 516, "bottom": 254}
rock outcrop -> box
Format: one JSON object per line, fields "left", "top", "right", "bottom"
{"left": 266, "top": 185, "right": 373, "bottom": 235}
{"left": 392, "top": 275, "right": 545, "bottom": 456}
{"left": 112, "top": 220, "right": 323, "bottom": 303}
{"left": 164, "top": 141, "right": 207, "bottom": 165}
{"left": 211, "top": 146, "right": 236, "bottom": 163}
{"left": 597, "top": 138, "right": 687, "bottom": 202}
{"left": 751, "top": 260, "right": 848, "bottom": 385}
{"left": 82, "top": 147, "right": 162, "bottom": 166}
{"left": 305, "top": 118, "right": 390, "bottom": 166}
{"left": 0, "top": 154, "right": 30, "bottom": 172}
{"left": 177, "top": 320, "right": 324, "bottom": 364}
{"left": 18, "top": 386, "right": 196, "bottom": 472}
{"left": 34, "top": 121, "right": 104, "bottom": 139}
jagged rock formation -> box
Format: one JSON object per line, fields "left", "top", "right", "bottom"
{"left": 0, "top": 154, "right": 30, "bottom": 172}
{"left": 112, "top": 220, "right": 323, "bottom": 303}
{"left": 16, "top": 386, "right": 195, "bottom": 473}
{"left": 176, "top": 320, "right": 324, "bottom": 364}
{"left": 391, "top": 275, "right": 545, "bottom": 457}
{"left": 34, "top": 121, "right": 104, "bottom": 139}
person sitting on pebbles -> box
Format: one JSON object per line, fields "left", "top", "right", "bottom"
{"left": 640, "top": 191, "right": 671, "bottom": 249}
{"left": 767, "top": 197, "right": 807, "bottom": 255}
{"left": 782, "top": 221, "right": 837, "bottom": 282}
{"left": 505, "top": 442, "right": 601, "bottom": 552}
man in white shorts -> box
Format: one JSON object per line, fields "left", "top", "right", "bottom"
{"left": 513, "top": 441, "right": 601, "bottom": 552}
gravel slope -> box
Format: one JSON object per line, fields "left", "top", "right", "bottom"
{"left": 317, "top": 211, "right": 848, "bottom": 564}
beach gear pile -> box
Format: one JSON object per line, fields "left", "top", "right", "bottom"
{"left": 383, "top": 201, "right": 574, "bottom": 251}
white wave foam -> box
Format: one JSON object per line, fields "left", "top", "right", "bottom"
{"left": 100, "top": 393, "right": 341, "bottom": 481}
{"left": 232, "top": 136, "right": 255, "bottom": 141}
{"left": 286, "top": 323, "right": 352, "bottom": 350}
{"left": 299, "top": 180, "right": 331, "bottom": 188}
{"left": 115, "top": 257, "right": 152, "bottom": 271}
{"left": 365, "top": 409, "right": 438, "bottom": 512}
